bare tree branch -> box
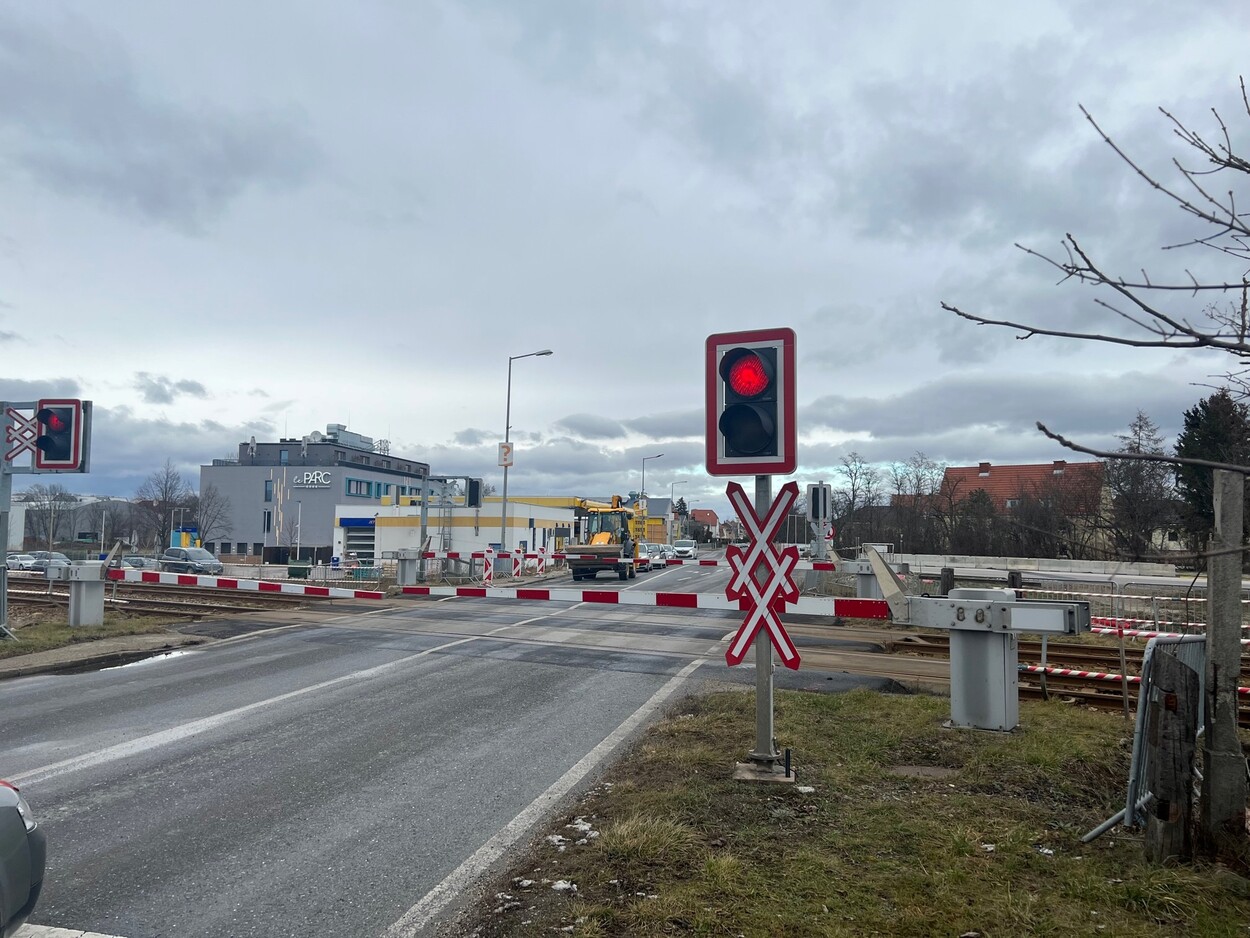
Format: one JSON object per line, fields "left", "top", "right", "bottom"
{"left": 1036, "top": 421, "right": 1250, "bottom": 474}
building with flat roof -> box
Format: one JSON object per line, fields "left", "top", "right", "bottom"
{"left": 200, "top": 424, "right": 446, "bottom": 561}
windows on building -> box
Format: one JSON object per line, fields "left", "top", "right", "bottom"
{"left": 263, "top": 509, "right": 272, "bottom": 534}
{"left": 264, "top": 480, "right": 274, "bottom": 503}
{"left": 253, "top": 542, "right": 264, "bottom": 556}
{"left": 346, "top": 478, "right": 371, "bottom": 497}
{"left": 236, "top": 542, "right": 248, "bottom": 555}
{"left": 279, "top": 449, "right": 289, "bottom": 465}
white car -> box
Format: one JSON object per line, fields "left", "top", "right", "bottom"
{"left": 646, "top": 545, "right": 668, "bottom": 569}
{"left": 635, "top": 545, "right": 654, "bottom": 573}
{"left": 673, "top": 539, "right": 698, "bottom": 559}
{"left": 5, "top": 554, "right": 34, "bottom": 571}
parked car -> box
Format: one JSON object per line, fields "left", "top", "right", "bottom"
{"left": 659, "top": 544, "right": 676, "bottom": 561}
{"left": 674, "top": 539, "right": 698, "bottom": 559}
{"left": 28, "top": 552, "right": 71, "bottom": 573}
{"left": 122, "top": 556, "right": 160, "bottom": 570}
{"left": 159, "top": 547, "right": 224, "bottom": 575}
{"left": 4, "top": 554, "right": 34, "bottom": 572}
{"left": 0, "top": 780, "right": 46, "bottom": 937}
{"left": 646, "top": 544, "right": 668, "bottom": 569}
{"left": 635, "top": 544, "right": 654, "bottom": 573}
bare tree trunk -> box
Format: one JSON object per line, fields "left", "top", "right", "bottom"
{"left": 1146, "top": 652, "right": 1198, "bottom": 864}
{"left": 1200, "top": 469, "right": 1248, "bottom": 856}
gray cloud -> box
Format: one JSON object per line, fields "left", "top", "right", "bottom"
{"left": 0, "top": 378, "right": 81, "bottom": 401}
{"left": 0, "top": 8, "right": 318, "bottom": 231}
{"left": 553, "top": 413, "right": 627, "bottom": 440}
{"left": 452, "top": 428, "right": 493, "bottom": 446}
{"left": 623, "top": 409, "right": 702, "bottom": 439}
{"left": 134, "top": 373, "right": 208, "bottom": 404}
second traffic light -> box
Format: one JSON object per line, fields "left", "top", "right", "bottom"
{"left": 34, "top": 398, "right": 89, "bottom": 472}
{"left": 705, "top": 328, "right": 796, "bottom": 476}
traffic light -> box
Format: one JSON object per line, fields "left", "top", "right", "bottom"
{"left": 705, "top": 328, "right": 796, "bottom": 475}
{"left": 466, "top": 477, "right": 483, "bottom": 508}
{"left": 33, "top": 398, "right": 89, "bottom": 471}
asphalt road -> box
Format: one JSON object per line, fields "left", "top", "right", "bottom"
{"left": 6, "top": 560, "right": 890, "bottom": 937}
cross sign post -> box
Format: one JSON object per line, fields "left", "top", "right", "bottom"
{"left": 706, "top": 328, "right": 798, "bottom": 778}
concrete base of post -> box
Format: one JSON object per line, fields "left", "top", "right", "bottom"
{"left": 733, "top": 761, "right": 796, "bottom": 784}
{"left": 68, "top": 581, "right": 105, "bottom": 627}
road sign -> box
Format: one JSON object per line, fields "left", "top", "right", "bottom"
{"left": 4, "top": 407, "right": 38, "bottom": 461}
{"left": 497, "top": 442, "right": 514, "bottom": 467}
{"left": 723, "top": 480, "right": 802, "bottom": 670}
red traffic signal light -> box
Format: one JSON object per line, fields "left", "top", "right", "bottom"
{"left": 34, "top": 398, "right": 88, "bottom": 471}
{"left": 705, "top": 328, "right": 796, "bottom": 476}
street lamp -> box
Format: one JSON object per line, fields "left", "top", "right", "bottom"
{"left": 295, "top": 500, "right": 302, "bottom": 561}
{"left": 500, "top": 349, "right": 554, "bottom": 553}
{"left": 669, "top": 480, "right": 687, "bottom": 544}
{"left": 640, "top": 453, "right": 662, "bottom": 542}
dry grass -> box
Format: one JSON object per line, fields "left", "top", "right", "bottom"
{"left": 454, "top": 687, "right": 1250, "bottom": 938}
{"left": 0, "top": 614, "right": 176, "bottom": 659}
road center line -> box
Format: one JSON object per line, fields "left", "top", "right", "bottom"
{"left": 381, "top": 657, "right": 704, "bottom": 937}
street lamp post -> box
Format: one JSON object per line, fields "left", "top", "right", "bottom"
{"left": 295, "top": 500, "right": 302, "bottom": 561}
{"left": 669, "top": 480, "right": 687, "bottom": 544}
{"left": 640, "top": 453, "right": 662, "bottom": 543}
{"left": 170, "top": 507, "right": 187, "bottom": 550}
{"left": 500, "top": 349, "right": 554, "bottom": 554}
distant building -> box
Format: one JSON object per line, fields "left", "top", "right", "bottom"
{"left": 938, "top": 460, "right": 1104, "bottom": 513}
{"left": 200, "top": 424, "right": 440, "bottom": 561}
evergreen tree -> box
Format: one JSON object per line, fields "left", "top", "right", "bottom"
{"left": 1105, "top": 411, "right": 1174, "bottom": 560}
{"left": 1173, "top": 390, "right": 1250, "bottom": 548}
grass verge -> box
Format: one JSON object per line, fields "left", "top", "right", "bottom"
{"left": 0, "top": 615, "right": 177, "bottom": 659}
{"left": 454, "top": 687, "right": 1250, "bottom": 938}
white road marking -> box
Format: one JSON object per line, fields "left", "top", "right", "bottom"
{"left": 10, "top": 609, "right": 563, "bottom": 788}
{"left": 18, "top": 926, "right": 129, "bottom": 937}
{"left": 381, "top": 657, "right": 705, "bottom": 936}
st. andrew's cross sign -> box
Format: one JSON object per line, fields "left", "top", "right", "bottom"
{"left": 723, "top": 479, "right": 802, "bottom": 670}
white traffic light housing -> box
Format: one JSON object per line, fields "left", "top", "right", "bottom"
{"left": 705, "top": 328, "right": 796, "bottom": 475}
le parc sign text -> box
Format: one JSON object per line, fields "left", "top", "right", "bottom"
{"left": 291, "top": 470, "right": 332, "bottom": 489}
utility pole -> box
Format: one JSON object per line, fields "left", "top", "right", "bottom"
{"left": 1200, "top": 468, "right": 1247, "bottom": 855}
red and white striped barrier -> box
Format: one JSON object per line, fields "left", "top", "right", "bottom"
{"left": 415, "top": 551, "right": 837, "bottom": 571}
{"left": 105, "top": 567, "right": 385, "bottom": 600}
{"left": 399, "top": 585, "right": 889, "bottom": 618}
{"left": 1019, "top": 663, "right": 1250, "bottom": 696}
{"left": 1091, "top": 615, "right": 1212, "bottom": 631}
{"left": 1091, "top": 625, "right": 1250, "bottom": 644}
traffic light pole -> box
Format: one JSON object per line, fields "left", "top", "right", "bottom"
{"left": 748, "top": 473, "right": 779, "bottom": 766}
{"left": 0, "top": 440, "right": 11, "bottom": 641}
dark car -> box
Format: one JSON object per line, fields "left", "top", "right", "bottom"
{"left": 159, "top": 547, "right": 224, "bottom": 575}
{"left": 28, "top": 551, "right": 71, "bottom": 573}
{"left": 0, "top": 780, "right": 46, "bottom": 937}
{"left": 123, "top": 556, "right": 160, "bottom": 570}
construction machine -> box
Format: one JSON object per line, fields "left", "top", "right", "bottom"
{"left": 569, "top": 496, "right": 639, "bottom": 581}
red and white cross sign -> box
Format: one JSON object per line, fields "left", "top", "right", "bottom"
{"left": 723, "top": 480, "right": 802, "bottom": 670}
{"left": 4, "top": 407, "right": 38, "bottom": 461}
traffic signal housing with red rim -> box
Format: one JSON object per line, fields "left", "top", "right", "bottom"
{"left": 705, "top": 328, "right": 796, "bottom": 475}
{"left": 34, "top": 398, "right": 89, "bottom": 471}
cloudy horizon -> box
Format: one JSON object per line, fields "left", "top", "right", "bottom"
{"left": 3, "top": 1, "right": 1248, "bottom": 520}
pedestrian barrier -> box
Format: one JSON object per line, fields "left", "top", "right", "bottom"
{"left": 1082, "top": 635, "right": 1207, "bottom": 842}
{"left": 105, "top": 567, "right": 385, "bottom": 600}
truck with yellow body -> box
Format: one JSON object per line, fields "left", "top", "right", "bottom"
{"left": 569, "top": 496, "right": 640, "bottom": 581}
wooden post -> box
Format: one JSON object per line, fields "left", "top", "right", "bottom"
{"left": 940, "top": 567, "right": 955, "bottom": 596}
{"left": 1145, "top": 652, "right": 1199, "bottom": 864}
{"left": 1200, "top": 469, "right": 1248, "bottom": 855}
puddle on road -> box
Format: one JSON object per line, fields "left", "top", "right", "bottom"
{"left": 52, "top": 648, "right": 194, "bottom": 675}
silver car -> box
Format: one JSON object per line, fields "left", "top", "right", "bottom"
{"left": 4, "top": 555, "right": 34, "bottom": 572}
{"left": 673, "top": 539, "right": 698, "bottom": 559}
{"left": 0, "top": 780, "right": 46, "bottom": 937}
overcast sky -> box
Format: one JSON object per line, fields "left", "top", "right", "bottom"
{"left": 3, "top": 1, "right": 1248, "bottom": 520}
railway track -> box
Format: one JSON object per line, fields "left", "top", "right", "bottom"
{"left": 797, "top": 620, "right": 1250, "bottom": 727}
{"left": 7, "top": 579, "right": 315, "bottom": 618}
